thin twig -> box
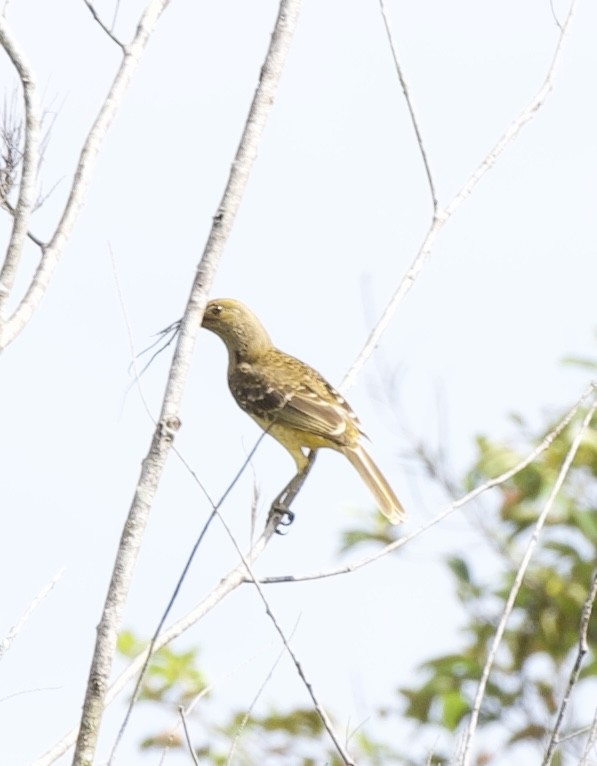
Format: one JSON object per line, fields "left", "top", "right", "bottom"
{"left": 556, "top": 722, "right": 597, "bottom": 746}
{"left": 0, "top": 15, "right": 41, "bottom": 313}
{"left": 0, "top": 685, "right": 61, "bottom": 704}
{"left": 178, "top": 707, "right": 200, "bottom": 766}
{"left": 542, "top": 568, "right": 597, "bottom": 765}
{"left": 111, "top": 0, "right": 122, "bottom": 33}
{"left": 341, "top": 0, "right": 577, "bottom": 392}
{"left": 549, "top": 0, "right": 564, "bottom": 30}
{"left": 255, "top": 383, "right": 595, "bottom": 585}
{"left": 0, "top": 567, "right": 65, "bottom": 660}
{"left": 458, "top": 394, "right": 597, "bottom": 766}
{"left": 1, "top": 197, "right": 46, "bottom": 247}
{"left": 82, "top": 0, "right": 125, "bottom": 49}
{"left": 579, "top": 707, "right": 597, "bottom": 766}
{"left": 378, "top": 0, "right": 437, "bottom": 212}
{"left": 226, "top": 619, "right": 300, "bottom": 766}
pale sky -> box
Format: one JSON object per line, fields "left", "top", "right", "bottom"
{"left": 2, "top": 1, "right": 596, "bottom": 765}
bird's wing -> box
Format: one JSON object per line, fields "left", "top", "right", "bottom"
{"left": 281, "top": 381, "right": 350, "bottom": 439}
{"left": 229, "top": 355, "right": 358, "bottom": 443}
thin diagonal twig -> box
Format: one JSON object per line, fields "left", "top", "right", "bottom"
{"left": 178, "top": 707, "right": 200, "bottom": 766}
{"left": 378, "top": 0, "right": 437, "bottom": 211}
{"left": 82, "top": 0, "right": 125, "bottom": 49}
{"left": 579, "top": 707, "right": 597, "bottom": 766}
{"left": 542, "top": 568, "right": 597, "bottom": 765}
{"left": 226, "top": 619, "right": 300, "bottom": 765}
{"left": 0, "top": 567, "right": 65, "bottom": 660}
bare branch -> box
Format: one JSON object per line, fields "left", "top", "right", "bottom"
{"left": 0, "top": 0, "right": 171, "bottom": 350}
{"left": 256, "top": 382, "right": 596, "bottom": 585}
{"left": 341, "top": 0, "right": 578, "bottom": 392}
{"left": 0, "top": 16, "right": 41, "bottom": 313}
{"left": 0, "top": 567, "right": 65, "bottom": 660}
{"left": 459, "top": 393, "right": 597, "bottom": 766}
{"left": 82, "top": 0, "right": 125, "bottom": 50}
{"left": 378, "top": 0, "right": 437, "bottom": 212}
{"left": 542, "top": 568, "right": 597, "bottom": 765}
{"left": 70, "top": 2, "right": 302, "bottom": 765}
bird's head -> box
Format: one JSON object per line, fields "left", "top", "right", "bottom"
{"left": 202, "top": 299, "right": 272, "bottom": 361}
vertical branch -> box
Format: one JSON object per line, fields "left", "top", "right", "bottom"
{"left": 71, "top": 2, "right": 302, "bottom": 765}
{"left": 459, "top": 395, "right": 597, "bottom": 766}
{"left": 0, "top": 16, "right": 41, "bottom": 312}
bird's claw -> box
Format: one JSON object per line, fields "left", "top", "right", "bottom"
{"left": 271, "top": 505, "right": 295, "bottom": 534}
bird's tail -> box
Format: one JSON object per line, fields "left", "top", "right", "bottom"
{"left": 342, "top": 443, "right": 406, "bottom": 524}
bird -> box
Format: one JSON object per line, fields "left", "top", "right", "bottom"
{"left": 201, "top": 298, "right": 406, "bottom": 524}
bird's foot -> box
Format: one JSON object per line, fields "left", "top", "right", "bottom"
{"left": 270, "top": 504, "right": 295, "bottom": 534}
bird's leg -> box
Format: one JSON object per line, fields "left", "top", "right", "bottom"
{"left": 271, "top": 472, "right": 305, "bottom": 524}
{"left": 268, "top": 452, "right": 317, "bottom": 533}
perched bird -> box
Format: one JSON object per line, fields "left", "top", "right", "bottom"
{"left": 201, "top": 298, "right": 405, "bottom": 524}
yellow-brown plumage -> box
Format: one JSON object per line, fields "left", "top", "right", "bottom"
{"left": 202, "top": 298, "right": 405, "bottom": 524}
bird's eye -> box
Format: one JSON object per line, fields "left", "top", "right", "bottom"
{"left": 210, "top": 304, "right": 223, "bottom": 316}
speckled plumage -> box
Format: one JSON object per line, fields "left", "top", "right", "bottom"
{"left": 202, "top": 298, "right": 405, "bottom": 523}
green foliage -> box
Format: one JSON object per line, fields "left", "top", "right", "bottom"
{"left": 117, "top": 630, "right": 207, "bottom": 704}
{"left": 115, "top": 635, "right": 391, "bottom": 764}
{"left": 398, "top": 401, "right": 597, "bottom": 762}
{"left": 339, "top": 509, "right": 399, "bottom": 552}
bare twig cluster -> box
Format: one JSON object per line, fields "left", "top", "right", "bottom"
{"left": 0, "top": 0, "right": 172, "bottom": 348}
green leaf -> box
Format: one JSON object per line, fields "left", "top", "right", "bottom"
{"left": 440, "top": 690, "right": 470, "bottom": 730}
